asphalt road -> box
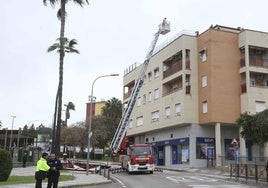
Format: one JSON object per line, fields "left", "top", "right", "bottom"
{"left": 87, "top": 170, "right": 258, "bottom": 188}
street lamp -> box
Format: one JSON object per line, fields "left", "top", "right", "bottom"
{"left": 86, "top": 73, "right": 119, "bottom": 175}
{"left": 9, "top": 115, "right": 16, "bottom": 150}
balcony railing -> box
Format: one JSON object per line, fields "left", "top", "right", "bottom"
{"left": 163, "top": 63, "right": 182, "bottom": 78}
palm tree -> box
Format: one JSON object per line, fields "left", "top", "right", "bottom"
{"left": 43, "top": 0, "right": 89, "bottom": 156}
{"left": 47, "top": 37, "right": 79, "bottom": 155}
{"left": 64, "top": 101, "right": 76, "bottom": 126}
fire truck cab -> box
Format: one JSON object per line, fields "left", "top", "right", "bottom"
{"left": 122, "top": 144, "right": 154, "bottom": 174}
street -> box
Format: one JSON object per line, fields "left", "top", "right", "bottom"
{"left": 87, "top": 170, "right": 258, "bottom": 188}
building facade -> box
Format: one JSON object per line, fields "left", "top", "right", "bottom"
{"left": 123, "top": 25, "right": 268, "bottom": 168}
{"left": 85, "top": 101, "right": 106, "bottom": 128}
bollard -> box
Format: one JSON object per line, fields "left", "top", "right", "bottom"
{"left": 104, "top": 168, "right": 106, "bottom": 177}
{"left": 99, "top": 167, "right": 102, "bottom": 175}
{"left": 107, "top": 168, "right": 110, "bottom": 180}
{"left": 266, "top": 161, "right": 268, "bottom": 182}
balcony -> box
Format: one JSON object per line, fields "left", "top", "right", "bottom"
{"left": 163, "top": 61, "right": 182, "bottom": 78}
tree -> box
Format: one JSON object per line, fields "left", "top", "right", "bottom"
{"left": 91, "top": 98, "right": 122, "bottom": 149}
{"left": 236, "top": 110, "right": 268, "bottom": 146}
{"left": 47, "top": 37, "right": 79, "bottom": 155}
{"left": 0, "top": 149, "right": 12, "bottom": 181}
{"left": 43, "top": 0, "right": 89, "bottom": 156}
{"left": 60, "top": 121, "right": 87, "bottom": 155}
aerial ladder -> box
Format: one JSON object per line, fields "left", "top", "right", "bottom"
{"left": 110, "top": 18, "right": 170, "bottom": 153}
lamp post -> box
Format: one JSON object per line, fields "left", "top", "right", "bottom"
{"left": 86, "top": 74, "right": 119, "bottom": 175}
{"left": 9, "top": 115, "right": 16, "bottom": 150}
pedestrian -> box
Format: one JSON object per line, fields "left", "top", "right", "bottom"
{"left": 47, "top": 153, "right": 63, "bottom": 188}
{"left": 63, "top": 152, "right": 67, "bottom": 162}
{"left": 22, "top": 152, "right": 27, "bottom": 168}
{"left": 35, "top": 152, "right": 50, "bottom": 188}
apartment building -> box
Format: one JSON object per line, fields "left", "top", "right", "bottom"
{"left": 123, "top": 25, "right": 268, "bottom": 168}
{"left": 85, "top": 101, "right": 106, "bottom": 129}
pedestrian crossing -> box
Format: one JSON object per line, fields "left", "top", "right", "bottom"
{"left": 166, "top": 176, "right": 256, "bottom": 188}
{"left": 166, "top": 176, "right": 217, "bottom": 183}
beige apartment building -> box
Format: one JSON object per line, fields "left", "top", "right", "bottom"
{"left": 123, "top": 25, "right": 268, "bottom": 168}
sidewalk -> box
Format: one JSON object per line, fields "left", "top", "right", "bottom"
{"left": 1, "top": 166, "right": 111, "bottom": 188}
{"left": 2, "top": 163, "right": 266, "bottom": 188}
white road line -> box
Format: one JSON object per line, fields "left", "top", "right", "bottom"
{"left": 112, "top": 176, "right": 127, "bottom": 187}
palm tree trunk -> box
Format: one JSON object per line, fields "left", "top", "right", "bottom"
{"left": 51, "top": 87, "right": 59, "bottom": 153}
{"left": 55, "top": 0, "right": 66, "bottom": 157}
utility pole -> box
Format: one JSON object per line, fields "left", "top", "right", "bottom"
{"left": 9, "top": 115, "right": 16, "bottom": 150}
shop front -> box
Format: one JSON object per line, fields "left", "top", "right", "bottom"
{"left": 152, "top": 137, "right": 189, "bottom": 166}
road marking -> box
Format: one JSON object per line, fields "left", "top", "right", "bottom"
{"left": 166, "top": 176, "right": 217, "bottom": 183}
{"left": 112, "top": 176, "right": 127, "bottom": 187}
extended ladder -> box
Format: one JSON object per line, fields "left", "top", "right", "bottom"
{"left": 110, "top": 18, "right": 170, "bottom": 153}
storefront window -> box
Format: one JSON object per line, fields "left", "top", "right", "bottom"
{"left": 196, "top": 137, "right": 215, "bottom": 159}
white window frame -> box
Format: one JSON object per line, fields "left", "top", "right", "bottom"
{"left": 137, "top": 97, "right": 141, "bottom": 106}
{"left": 143, "top": 94, "right": 146, "bottom": 104}
{"left": 151, "top": 111, "right": 160, "bottom": 122}
{"left": 137, "top": 116, "right": 143, "bottom": 126}
{"left": 129, "top": 119, "right": 133, "bottom": 129}
{"left": 148, "top": 92, "right": 152, "bottom": 102}
{"left": 200, "top": 48, "right": 207, "bottom": 62}
{"left": 202, "top": 101, "right": 208, "bottom": 114}
{"left": 154, "top": 88, "right": 159, "bottom": 100}
{"left": 175, "top": 103, "right": 181, "bottom": 116}
{"left": 202, "top": 75, "right": 207, "bottom": 87}
{"left": 148, "top": 72, "right": 152, "bottom": 81}
{"left": 165, "top": 106, "right": 171, "bottom": 118}
{"left": 154, "top": 68, "right": 159, "bottom": 78}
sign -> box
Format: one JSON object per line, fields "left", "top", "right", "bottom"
{"left": 94, "top": 148, "right": 103, "bottom": 154}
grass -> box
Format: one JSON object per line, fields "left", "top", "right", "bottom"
{"left": 0, "top": 175, "right": 75, "bottom": 186}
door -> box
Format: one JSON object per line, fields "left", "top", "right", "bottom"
{"left": 171, "top": 145, "right": 178, "bottom": 164}
{"left": 157, "top": 146, "right": 165, "bottom": 165}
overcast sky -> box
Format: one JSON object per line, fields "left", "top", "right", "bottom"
{"left": 1, "top": 0, "right": 268, "bottom": 129}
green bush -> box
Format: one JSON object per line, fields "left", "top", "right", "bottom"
{"left": 0, "top": 149, "right": 13, "bottom": 181}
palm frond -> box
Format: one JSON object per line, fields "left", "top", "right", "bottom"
{"left": 47, "top": 43, "right": 60, "bottom": 53}
{"left": 43, "top": 0, "right": 59, "bottom": 7}
{"left": 73, "top": 0, "right": 89, "bottom": 7}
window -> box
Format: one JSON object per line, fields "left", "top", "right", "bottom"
{"left": 148, "top": 92, "right": 152, "bottom": 102}
{"left": 266, "top": 80, "right": 268, "bottom": 87}
{"left": 175, "top": 103, "right": 181, "bottom": 116}
{"left": 137, "top": 116, "right": 143, "bottom": 126}
{"left": 148, "top": 72, "right": 152, "bottom": 81}
{"left": 165, "top": 107, "right": 171, "bottom": 118}
{"left": 137, "top": 97, "right": 141, "bottom": 106}
{"left": 255, "top": 101, "right": 266, "bottom": 113}
{"left": 200, "top": 48, "right": 207, "bottom": 62}
{"left": 202, "top": 101, "right": 208, "bottom": 113}
{"left": 154, "top": 88, "right": 159, "bottom": 100}
{"left": 250, "top": 79, "right": 255, "bottom": 86}
{"left": 151, "top": 111, "right": 160, "bottom": 122}
{"left": 143, "top": 94, "right": 146, "bottom": 104}
{"left": 202, "top": 75, "right": 207, "bottom": 87}
{"left": 129, "top": 119, "right": 133, "bottom": 128}
{"left": 154, "top": 68, "right": 159, "bottom": 78}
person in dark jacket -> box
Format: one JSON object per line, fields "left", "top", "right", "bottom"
{"left": 47, "top": 153, "right": 62, "bottom": 188}
{"left": 22, "top": 152, "right": 27, "bottom": 167}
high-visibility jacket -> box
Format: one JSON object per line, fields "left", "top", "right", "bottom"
{"left": 36, "top": 157, "right": 50, "bottom": 172}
